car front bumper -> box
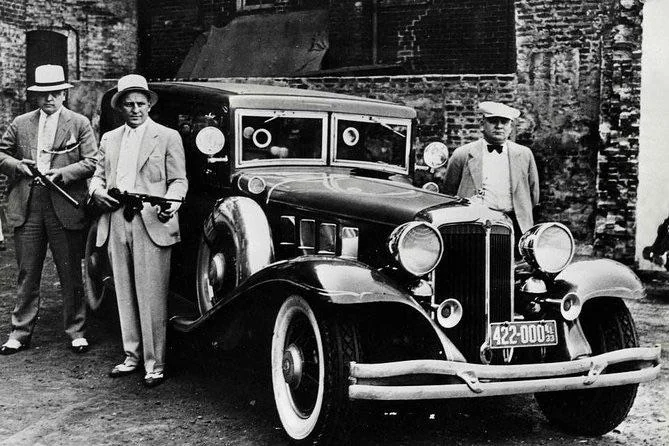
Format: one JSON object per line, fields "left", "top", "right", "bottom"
{"left": 348, "top": 345, "right": 661, "bottom": 400}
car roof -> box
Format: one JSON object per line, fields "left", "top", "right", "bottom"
{"left": 149, "top": 81, "right": 417, "bottom": 119}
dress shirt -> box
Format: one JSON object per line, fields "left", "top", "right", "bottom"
{"left": 116, "top": 123, "right": 148, "bottom": 192}
{"left": 36, "top": 107, "right": 63, "bottom": 172}
{"left": 481, "top": 141, "right": 513, "bottom": 212}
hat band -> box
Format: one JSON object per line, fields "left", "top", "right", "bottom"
{"left": 33, "top": 80, "right": 67, "bottom": 87}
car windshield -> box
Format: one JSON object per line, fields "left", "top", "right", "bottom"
{"left": 333, "top": 114, "right": 410, "bottom": 172}
{"left": 238, "top": 110, "right": 326, "bottom": 165}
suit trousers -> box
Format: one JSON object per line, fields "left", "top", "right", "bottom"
{"left": 107, "top": 208, "right": 171, "bottom": 374}
{"left": 10, "top": 184, "right": 86, "bottom": 343}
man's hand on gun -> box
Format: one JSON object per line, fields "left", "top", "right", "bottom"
{"left": 17, "top": 158, "right": 36, "bottom": 178}
{"left": 91, "top": 188, "right": 121, "bottom": 211}
{"left": 101, "top": 188, "right": 184, "bottom": 223}
{"left": 20, "top": 160, "right": 80, "bottom": 208}
{"left": 157, "top": 201, "right": 181, "bottom": 223}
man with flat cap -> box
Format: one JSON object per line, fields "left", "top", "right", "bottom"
{"left": 0, "top": 64, "right": 97, "bottom": 355}
{"left": 89, "top": 74, "right": 187, "bottom": 387}
{"left": 444, "top": 101, "right": 540, "bottom": 241}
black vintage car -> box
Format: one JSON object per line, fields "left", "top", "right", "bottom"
{"left": 85, "top": 81, "right": 661, "bottom": 444}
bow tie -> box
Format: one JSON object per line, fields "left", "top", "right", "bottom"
{"left": 487, "top": 144, "right": 503, "bottom": 154}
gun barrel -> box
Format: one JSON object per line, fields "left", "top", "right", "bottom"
{"left": 28, "top": 165, "right": 80, "bottom": 208}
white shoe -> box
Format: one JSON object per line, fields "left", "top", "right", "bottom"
{"left": 109, "top": 360, "right": 139, "bottom": 377}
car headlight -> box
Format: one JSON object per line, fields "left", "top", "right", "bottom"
{"left": 519, "top": 223, "right": 575, "bottom": 274}
{"left": 388, "top": 222, "right": 443, "bottom": 276}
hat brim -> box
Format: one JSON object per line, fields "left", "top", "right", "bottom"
{"left": 111, "top": 87, "right": 159, "bottom": 110}
{"left": 482, "top": 112, "right": 519, "bottom": 120}
{"left": 27, "top": 83, "right": 74, "bottom": 92}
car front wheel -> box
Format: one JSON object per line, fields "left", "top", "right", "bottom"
{"left": 535, "top": 297, "right": 639, "bottom": 436}
{"left": 271, "top": 295, "right": 360, "bottom": 444}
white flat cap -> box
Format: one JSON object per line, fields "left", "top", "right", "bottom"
{"left": 479, "top": 101, "right": 521, "bottom": 120}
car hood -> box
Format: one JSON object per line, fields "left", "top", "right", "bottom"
{"left": 250, "top": 171, "right": 497, "bottom": 226}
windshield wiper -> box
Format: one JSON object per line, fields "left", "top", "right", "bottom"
{"left": 369, "top": 116, "right": 406, "bottom": 138}
{"left": 264, "top": 111, "right": 286, "bottom": 123}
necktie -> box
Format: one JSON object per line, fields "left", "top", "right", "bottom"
{"left": 37, "top": 116, "right": 52, "bottom": 171}
{"left": 487, "top": 144, "right": 503, "bottom": 154}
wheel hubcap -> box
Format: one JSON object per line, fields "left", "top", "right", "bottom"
{"left": 207, "top": 253, "right": 226, "bottom": 289}
{"left": 282, "top": 344, "right": 304, "bottom": 389}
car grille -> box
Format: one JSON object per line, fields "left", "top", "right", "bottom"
{"left": 434, "top": 222, "right": 513, "bottom": 363}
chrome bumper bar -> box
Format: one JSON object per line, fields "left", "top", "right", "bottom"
{"left": 348, "top": 345, "right": 661, "bottom": 400}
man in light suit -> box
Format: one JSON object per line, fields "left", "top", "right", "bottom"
{"left": 0, "top": 64, "right": 97, "bottom": 354}
{"left": 89, "top": 74, "right": 187, "bottom": 387}
{"left": 443, "top": 101, "right": 540, "bottom": 240}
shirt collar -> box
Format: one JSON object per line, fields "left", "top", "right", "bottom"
{"left": 124, "top": 119, "right": 149, "bottom": 136}
{"left": 39, "top": 106, "right": 64, "bottom": 122}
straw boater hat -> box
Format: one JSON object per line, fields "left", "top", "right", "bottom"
{"left": 478, "top": 101, "right": 521, "bottom": 120}
{"left": 27, "top": 65, "right": 73, "bottom": 92}
{"left": 110, "top": 74, "right": 158, "bottom": 110}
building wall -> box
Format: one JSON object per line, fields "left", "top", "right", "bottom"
{"left": 0, "top": 1, "right": 646, "bottom": 263}
{"left": 596, "top": 0, "right": 644, "bottom": 262}
{"left": 514, "top": 0, "right": 644, "bottom": 261}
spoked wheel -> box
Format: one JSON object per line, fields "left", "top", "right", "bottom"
{"left": 271, "top": 295, "right": 360, "bottom": 444}
{"left": 83, "top": 222, "right": 115, "bottom": 310}
{"left": 535, "top": 297, "right": 640, "bottom": 436}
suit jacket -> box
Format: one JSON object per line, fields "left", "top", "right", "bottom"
{"left": 0, "top": 107, "right": 97, "bottom": 230}
{"left": 90, "top": 118, "right": 188, "bottom": 248}
{"left": 443, "top": 138, "right": 540, "bottom": 234}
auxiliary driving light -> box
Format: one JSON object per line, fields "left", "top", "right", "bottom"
{"left": 436, "top": 299, "right": 463, "bottom": 328}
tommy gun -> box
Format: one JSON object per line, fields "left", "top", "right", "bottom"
{"left": 26, "top": 164, "right": 80, "bottom": 208}
{"left": 108, "top": 188, "right": 185, "bottom": 222}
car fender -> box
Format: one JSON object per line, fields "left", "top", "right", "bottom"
{"left": 177, "top": 255, "right": 466, "bottom": 362}
{"left": 553, "top": 258, "right": 645, "bottom": 302}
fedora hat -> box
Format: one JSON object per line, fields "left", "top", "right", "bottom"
{"left": 27, "top": 65, "right": 73, "bottom": 92}
{"left": 110, "top": 74, "right": 158, "bottom": 110}
{"left": 479, "top": 101, "right": 521, "bottom": 120}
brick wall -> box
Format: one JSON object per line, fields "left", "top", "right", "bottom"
{"left": 515, "top": 0, "right": 643, "bottom": 261}
{"left": 595, "top": 0, "right": 643, "bottom": 262}
{"left": 0, "top": 1, "right": 645, "bottom": 262}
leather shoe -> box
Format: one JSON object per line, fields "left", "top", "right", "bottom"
{"left": 70, "top": 338, "right": 89, "bottom": 354}
{"left": 0, "top": 339, "right": 28, "bottom": 355}
{"left": 143, "top": 372, "right": 165, "bottom": 388}
{"left": 109, "top": 362, "right": 139, "bottom": 378}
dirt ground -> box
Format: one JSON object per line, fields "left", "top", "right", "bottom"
{"left": 0, "top": 238, "right": 666, "bottom": 446}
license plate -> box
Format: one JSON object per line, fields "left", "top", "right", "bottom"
{"left": 489, "top": 320, "right": 558, "bottom": 349}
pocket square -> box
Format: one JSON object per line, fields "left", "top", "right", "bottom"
{"left": 66, "top": 133, "right": 78, "bottom": 146}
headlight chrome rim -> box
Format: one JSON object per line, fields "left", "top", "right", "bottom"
{"left": 388, "top": 221, "right": 443, "bottom": 276}
{"left": 519, "top": 222, "right": 575, "bottom": 274}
